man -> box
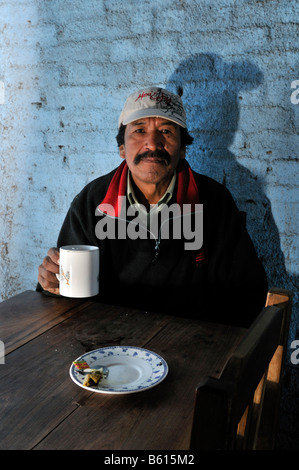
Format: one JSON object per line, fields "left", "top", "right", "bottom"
{"left": 37, "top": 86, "right": 268, "bottom": 326}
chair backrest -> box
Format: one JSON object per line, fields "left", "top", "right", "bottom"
{"left": 190, "top": 288, "right": 292, "bottom": 450}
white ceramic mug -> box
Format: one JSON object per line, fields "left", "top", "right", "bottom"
{"left": 58, "top": 245, "right": 99, "bottom": 298}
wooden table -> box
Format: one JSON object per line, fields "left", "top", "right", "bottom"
{"left": 0, "top": 290, "right": 246, "bottom": 451}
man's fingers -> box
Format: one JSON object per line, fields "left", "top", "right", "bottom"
{"left": 38, "top": 263, "right": 59, "bottom": 286}
{"left": 38, "top": 247, "right": 60, "bottom": 294}
{"left": 42, "top": 255, "right": 59, "bottom": 274}
{"left": 48, "top": 247, "right": 60, "bottom": 265}
{"left": 37, "top": 270, "right": 60, "bottom": 295}
{"left": 41, "top": 246, "right": 60, "bottom": 275}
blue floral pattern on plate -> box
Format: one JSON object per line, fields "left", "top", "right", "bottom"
{"left": 70, "top": 346, "right": 168, "bottom": 394}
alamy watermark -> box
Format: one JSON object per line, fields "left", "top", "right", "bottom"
{"left": 95, "top": 197, "right": 203, "bottom": 250}
{"left": 288, "top": 80, "right": 298, "bottom": 364}
{"left": 290, "top": 80, "right": 299, "bottom": 104}
{"left": 290, "top": 340, "right": 299, "bottom": 365}
{"left": 0, "top": 340, "right": 4, "bottom": 364}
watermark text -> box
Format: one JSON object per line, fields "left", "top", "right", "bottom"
{"left": 95, "top": 198, "right": 203, "bottom": 251}
{"left": 290, "top": 80, "right": 299, "bottom": 104}
{"left": 291, "top": 340, "right": 299, "bottom": 365}
{"left": 0, "top": 340, "right": 5, "bottom": 364}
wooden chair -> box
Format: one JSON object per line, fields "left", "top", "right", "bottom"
{"left": 190, "top": 288, "right": 292, "bottom": 450}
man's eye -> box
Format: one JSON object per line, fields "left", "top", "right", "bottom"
{"left": 161, "top": 129, "right": 171, "bottom": 134}
{"left": 135, "top": 128, "right": 145, "bottom": 133}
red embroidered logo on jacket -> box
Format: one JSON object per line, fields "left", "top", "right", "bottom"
{"left": 195, "top": 251, "right": 204, "bottom": 267}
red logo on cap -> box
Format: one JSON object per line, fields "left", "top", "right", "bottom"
{"left": 135, "top": 90, "right": 172, "bottom": 105}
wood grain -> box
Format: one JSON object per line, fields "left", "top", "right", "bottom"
{"left": 0, "top": 290, "right": 245, "bottom": 450}
{"left": 0, "top": 290, "right": 87, "bottom": 354}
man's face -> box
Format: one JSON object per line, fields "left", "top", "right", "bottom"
{"left": 119, "top": 117, "right": 185, "bottom": 188}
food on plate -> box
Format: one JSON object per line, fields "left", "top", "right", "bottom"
{"left": 73, "top": 360, "right": 90, "bottom": 370}
{"left": 73, "top": 360, "right": 106, "bottom": 387}
{"left": 83, "top": 369, "right": 104, "bottom": 387}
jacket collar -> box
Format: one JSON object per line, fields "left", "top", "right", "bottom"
{"left": 97, "top": 159, "right": 200, "bottom": 217}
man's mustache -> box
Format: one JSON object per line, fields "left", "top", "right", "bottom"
{"left": 133, "top": 149, "right": 171, "bottom": 165}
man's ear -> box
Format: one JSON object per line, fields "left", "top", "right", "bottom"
{"left": 119, "top": 144, "right": 125, "bottom": 159}
{"left": 180, "top": 146, "right": 186, "bottom": 160}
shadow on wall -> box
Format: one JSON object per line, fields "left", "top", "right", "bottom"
{"left": 168, "top": 53, "right": 299, "bottom": 448}
{"left": 167, "top": 53, "right": 288, "bottom": 293}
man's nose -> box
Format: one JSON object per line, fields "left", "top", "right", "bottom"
{"left": 144, "top": 131, "right": 164, "bottom": 150}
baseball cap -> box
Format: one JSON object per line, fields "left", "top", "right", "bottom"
{"left": 118, "top": 86, "right": 187, "bottom": 128}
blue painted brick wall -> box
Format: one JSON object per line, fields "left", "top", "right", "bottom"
{"left": 0, "top": 0, "right": 298, "bottom": 448}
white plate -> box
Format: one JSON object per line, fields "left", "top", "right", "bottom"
{"left": 70, "top": 346, "right": 168, "bottom": 394}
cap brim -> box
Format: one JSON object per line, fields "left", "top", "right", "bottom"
{"left": 121, "top": 108, "right": 186, "bottom": 128}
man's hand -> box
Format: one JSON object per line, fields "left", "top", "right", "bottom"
{"left": 38, "top": 247, "right": 60, "bottom": 295}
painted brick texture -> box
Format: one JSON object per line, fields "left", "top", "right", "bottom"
{"left": 0, "top": 0, "right": 298, "bottom": 448}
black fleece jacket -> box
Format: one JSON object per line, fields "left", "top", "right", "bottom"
{"left": 40, "top": 161, "right": 268, "bottom": 327}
